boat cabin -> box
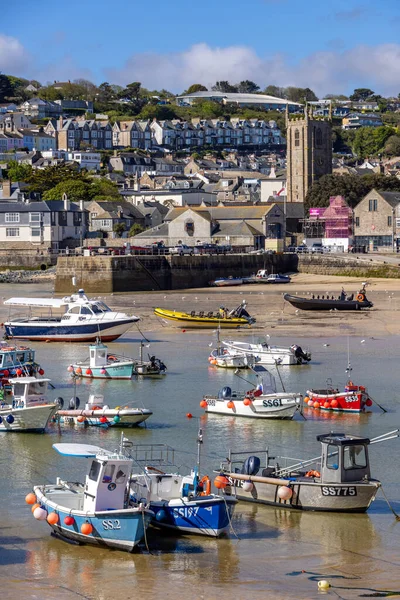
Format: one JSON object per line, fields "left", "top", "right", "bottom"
{"left": 0, "top": 344, "right": 36, "bottom": 371}
{"left": 89, "top": 342, "right": 108, "bottom": 367}
{"left": 85, "top": 394, "right": 107, "bottom": 410}
{"left": 317, "top": 433, "right": 371, "bottom": 484}
{"left": 4, "top": 377, "right": 50, "bottom": 408}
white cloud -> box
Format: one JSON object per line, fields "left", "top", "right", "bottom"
{"left": 0, "top": 34, "right": 31, "bottom": 73}
{"left": 107, "top": 42, "right": 400, "bottom": 97}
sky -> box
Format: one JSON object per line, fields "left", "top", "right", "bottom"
{"left": 1, "top": 0, "right": 400, "bottom": 97}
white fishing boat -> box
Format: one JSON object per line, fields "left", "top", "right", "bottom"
{"left": 28, "top": 439, "right": 154, "bottom": 552}
{"left": 200, "top": 365, "right": 302, "bottom": 419}
{"left": 70, "top": 340, "right": 136, "bottom": 379}
{"left": 56, "top": 394, "right": 152, "bottom": 427}
{"left": 208, "top": 329, "right": 257, "bottom": 369}
{"left": 4, "top": 289, "right": 139, "bottom": 342}
{"left": 217, "top": 430, "right": 398, "bottom": 512}
{"left": 0, "top": 377, "right": 58, "bottom": 432}
{"left": 222, "top": 337, "right": 311, "bottom": 366}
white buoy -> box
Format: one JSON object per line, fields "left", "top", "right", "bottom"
{"left": 317, "top": 580, "right": 330, "bottom": 590}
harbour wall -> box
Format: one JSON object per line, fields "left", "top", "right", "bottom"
{"left": 298, "top": 254, "right": 400, "bottom": 278}
{"left": 55, "top": 254, "right": 297, "bottom": 293}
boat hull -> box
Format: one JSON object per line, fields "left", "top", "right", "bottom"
{"left": 154, "top": 308, "right": 253, "bottom": 329}
{"left": 284, "top": 293, "right": 373, "bottom": 311}
{"left": 149, "top": 496, "right": 236, "bottom": 537}
{"left": 57, "top": 408, "right": 152, "bottom": 427}
{"left": 0, "top": 404, "right": 58, "bottom": 432}
{"left": 4, "top": 319, "right": 137, "bottom": 342}
{"left": 34, "top": 486, "right": 152, "bottom": 552}
{"left": 224, "top": 476, "right": 380, "bottom": 512}
{"left": 223, "top": 341, "right": 301, "bottom": 365}
{"left": 209, "top": 349, "right": 250, "bottom": 368}
{"left": 211, "top": 278, "right": 243, "bottom": 287}
{"left": 306, "top": 389, "right": 369, "bottom": 412}
{"left": 203, "top": 394, "right": 301, "bottom": 419}
{"left": 72, "top": 362, "right": 135, "bottom": 379}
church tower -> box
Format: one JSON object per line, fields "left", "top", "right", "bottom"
{"left": 286, "top": 105, "right": 332, "bottom": 203}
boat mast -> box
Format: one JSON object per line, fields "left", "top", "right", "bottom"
{"left": 196, "top": 428, "right": 203, "bottom": 485}
{"left": 345, "top": 336, "right": 352, "bottom": 382}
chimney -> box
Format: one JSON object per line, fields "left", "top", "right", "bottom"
{"left": 58, "top": 115, "right": 63, "bottom": 130}
{"left": 79, "top": 199, "right": 84, "bottom": 211}
{"left": 62, "top": 193, "right": 70, "bottom": 211}
{"left": 2, "top": 180, "right": 12, "bottom": 198}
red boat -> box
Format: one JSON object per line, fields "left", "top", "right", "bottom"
{"left": 305, "top": 381, "right": 373, "bottom": 413}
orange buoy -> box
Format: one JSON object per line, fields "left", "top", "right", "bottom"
{"left": 214, "top": 475, "right": 230, "bottom": 489}
{"left": 25, "top": 492, "right": 37, "bottom": 505}
{"left": 243, "top": 397, "right": 251, "bottom": 406}
{"left": 199, "top": 400, "right": 207, "bottom": 409}
{"left": 31, "top": 502, "right": 41, "bottom": 513}
{"left": 211, "top": 359, "right": 217, "bottom": 365}
{"left": 227, "top": 401, "right": 235, "bottom": 409}
{"left": 81, "top": 522, "right": 93, "bottom": 535}
{"left": 331, "top": 399, "right": 339, "bottom": 408}
{"left": 313, "top": 401, "right": 320, "bottom": 409}
{"left": 323, "top": 402, "right": 330, "bottom": 409}
{"left": 304, "top": 396, "right": 310, "bottom": 403}
{"left": 75, "top": 367, "right": 82, "bottom": 375}
{"left": 47, "top": 512, "right": 59, "bottom": 525}
{"left": 76, "top": 415, "right": 86, "bottom": 423}
{"left": 186, "top": 413, "right": 193, "bottom": 419}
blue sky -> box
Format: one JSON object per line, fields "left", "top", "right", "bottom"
{"left": 1, "top": 0, "right": 400, "bottom": 96}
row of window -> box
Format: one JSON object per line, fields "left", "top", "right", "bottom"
{"left": 5, "top": 226, "right": 82, "bottom": 237}
{"left": 355, "top": 216, "right": 392, "bottom": 227}
{"left": 5, "top": 213, "right": 42, "bottom": 223}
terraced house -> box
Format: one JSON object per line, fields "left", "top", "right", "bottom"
{"left": 45, "top": 117, "right": 113, "bottom": 150}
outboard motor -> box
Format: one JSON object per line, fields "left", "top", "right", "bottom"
{"left": 291, "top": 344, "right": 311, "bottom": 364}
{"left": 242, "top": 455, "right": 260, "bottom": 476}
{"left": 69, "top": 396, "right": 80, "bottom": 410}
{"left": 55, "top": 397, "right": 64, "bottom": 409}
{"left": 221, "top": 386, "right": 232, "bottom": 399}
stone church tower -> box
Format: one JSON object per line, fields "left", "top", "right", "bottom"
{"left": 286, "top": 105, "right": 332, "bottom": 203}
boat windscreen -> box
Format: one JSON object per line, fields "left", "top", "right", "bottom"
{"left": 94, "top": 302, "right": 111, "bottom": 312}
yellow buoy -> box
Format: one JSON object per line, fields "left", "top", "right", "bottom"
{"left": 318, "top": 580, "right": 330, "bottom": 590}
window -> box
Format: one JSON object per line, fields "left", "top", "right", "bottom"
{"left": 6, "top": 227, "right": 19, "bottom": 237}
{"left": 388, "top": 215, "right": 392, "bottom": 227}
{"left": 102, "top": 464, "right": 115, "bottom": 483}
{"left": 343, "top": 445, "right": 367, "bottom": 470}
{"left": 100, "top": 219, "right": 111, "bottom": 228}
{"left": 5, "top": 213, "right": 19, "bottom": 223}
{"left": 30, "top": 228, "right": 41, "bottom": 237}
{"left": 326, "top": 444, "right": 339, "bottom": 469}
{"left": 315, "top": 127, "right": 323, "bottom": 146}
{"left": 294, "top": 129, "right": 300, "bottom": 147}
{"left": 355, "top": 217, "right": 360, "bottom": 227}
{"left": 89, "top": 461, "right": 101, "bottom": 482}
{"left": 368, "top": 199, "right": 377, "bottom": 211}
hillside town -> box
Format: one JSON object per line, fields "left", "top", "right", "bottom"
{"left": 1, "top": 74, "right": 400, "bottom": 260}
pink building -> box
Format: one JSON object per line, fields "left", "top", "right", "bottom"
{"left": 322, "top": 196, "right": 352, "bottom": 239}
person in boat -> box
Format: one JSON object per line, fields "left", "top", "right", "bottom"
{"left": 340, "top": 287, "right": 346, "bottom": 301}
{"left": 219, "top": 306, "right": 227, "bottom": 318}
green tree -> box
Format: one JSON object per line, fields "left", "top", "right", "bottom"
{"left": 236, "top": 80, "right": 260, "bottom": 94}
{"left": 324, "top": 93, "right": 349, "bottom": 100}
{"left": 113, "top": 222, "right": 126, "bottom": 237}
{"left": 211, "top": 81, "right": 238, "bottom": 93}
{"left": 306, "top": 173, "right": 400, "bottom": 209}
{"left": 263, "top": 85, "right": 286, "bottom": 98}
{"left": 353, "top": 126, "right": 394, "bottom": 158}
{"left": 0, "top": 74, "right": 14, "bottom": 102}
{"left": 97, "top": 82, "right": 115, "bottom": 103}
{"left": 5, "top": 160, "right": 32, "bottom": 182}
{"left": 38, "top": 86, "right": 64, "bottom": 101}
{"left": 384, "top": 135, "right": 400, "bottom": 156}
{"left": 27, "top": 164, "right": 86, "bottom": 194}
{"left": 349, "top": 88, "right": 375, "bottom": 101}
{"left": 184, "top": 84, "right": 208, "bottom": 94}
{"left": 285, "top": 87, "right": 318, "bottom": 103}
{"left": 119, "top": 82, "right": 146, "bottom": 115}
{"left": 89, "top": 179, "right": 119, "bottom": 199}
{"left": 129, "top": 223, "right": 145, "bottom": 237}
{"left": 139, "top": 104, "right": 178, "bottom": 120}
{"left": 43, "top": 179, "right": 91, "bottom": 201}
{"left": 190, "top": 100, "right": 224, "bottom": 118}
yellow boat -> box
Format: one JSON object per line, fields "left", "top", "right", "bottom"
{"left": 154, "top": 303, "right": 255, "bottom": 329}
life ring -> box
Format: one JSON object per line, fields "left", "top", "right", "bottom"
{"left": 305, "top": 470, "right": 321, "bottom": 478}
{"left": 145, "top": 466, "right": 165, "bottom": 475}
{"left": 356, "top": 293, "right": 365, "bottom": 302}
{"left": 199, "top": 475, "right": 212, "bottom": 496}
{"left": 108, "top": 355, "right": 117, "bottom": 362}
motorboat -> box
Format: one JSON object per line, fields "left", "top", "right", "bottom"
{"left": 264, "top": 273, "right": 291, "bottom": 284}
{"left": 56, "top": 394, "right": 152, "bottom": 427}
{"left": 243, "top": 270, "right": 291, "bottom": 284}
{"left": 200, "top": 365, "right": 302, "bottom": 419}
{"left": 222, "top": 337, "right": 311, "bottom": 365}
{"left": 210, "top": 277, "right": 243, "bottom": 287}
{"left": 28, "top": 440, "right": 154, "bottom": 552}
{"left": 0, "top": 377, "right": 58, "bottom": 432}
{"left": 305, "top": 377, "right": 374, "bottom": 413}
{"left": 208, "top": 328, "right": 257, "bottom": 368}
{"left": 284, "top": 286, "right": 373, "bottom": 311}
{"left": 69, "top": 340, "right": 136, "bottom": 379}
{"left": 154, "top": 301, "right": 255, "bottom": 329}
{"left": 217, "top": 430, "right": 398, "bottom": 512}
{"left": 134, "top": 341, "right": 167, "bottom": 376}
{"left": 4, "top": 289, "right": 139, "bottom": 342}
{"left": 129, "top": 430, "right": 237, "bottom": 537}
{"left": 0, "top": 341, "right": 44, "bottom": 380}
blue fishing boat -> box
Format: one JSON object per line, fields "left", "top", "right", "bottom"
{"left": 0, "top": 341, "right": 43, "bottom": 380}
{"left": 29, "top": 440, "right": 154, "bottom": 552}
{"left": 69, "top": 340, "right": 136, "bottom": 379}
{"left": 129, "top": 430, "right": 237, "bottom": 537}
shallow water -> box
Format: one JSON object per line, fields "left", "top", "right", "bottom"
{"left": 0, "top": 285, "right": 400, "bottom": 599}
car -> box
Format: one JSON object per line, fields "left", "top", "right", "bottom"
{"left": 286, "top": 246, "right": 297, "bottom": 253}
{"left": 169, "top": 244, "right": 194, "bottom": 256}
{"left": 194, "top": 243, "right": 232, "bottom": 255}
{"left": 310, "top": 243, "right": 324, "bottom": 254}
{"left": 296, "top": 245, "right": 309, "bottom": 254}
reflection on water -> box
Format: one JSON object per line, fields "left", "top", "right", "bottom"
{"left": 0, "top": 308, "right": 399, "bottom": 598}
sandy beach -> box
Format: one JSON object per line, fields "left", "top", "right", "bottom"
{"left": 102, "top": 273, "right": 400, "bottom": 340}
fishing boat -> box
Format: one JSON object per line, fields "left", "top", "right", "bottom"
{"left": 56, "top": 394, "right": 152, "bottom": 427}
{"left": 210, "top": 277, "right": 244, "bottom": 287}
{"left": 28, "top": 440, "right": 154, "bottom": 552}
{"left": 0, "top": 377, "right": 58, "bottom": 432}
{"left": 208, "top": 328, "right": 257, "bottom": 368}
{"left": 200, "top": 365, "right": 302, "bottom": 419}
{"left": 134, "top": 341, "right": 167, "bottom": 376}
{"left": 129, "top": 430, "right": 237, "bottom": 537}
{"left": 154, "top": 301, "right": 255, "bottom": 329}
{"left": 3, "top": 289, "right": 139, "bottom": 342}
{"left": 222, "top": 337, "right": 311, "bottom": 365}
{"left": 69, "top": 340, "right": 136, "bottom": 379}
{"left": 217, "top": 430, "right": 398, "bottom": 512}
{"left": 0, "top": 341, "right": 44, "bottom": 381}
{"left": 284, "top": 286, "right": 373, "bottom": 311}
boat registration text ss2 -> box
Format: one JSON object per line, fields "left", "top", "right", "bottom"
{"left": 321, "top": 486, "right": 357, "bottom": 496}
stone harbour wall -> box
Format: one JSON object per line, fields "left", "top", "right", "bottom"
{"left": 298, "top": 255, "right": 400, "bottom": 278}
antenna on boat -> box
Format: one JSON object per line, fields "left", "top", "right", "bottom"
{"left": 196, "top": 428, "right": 203, "bottom": 486}
{"left": 274, "top": 359, "right": 286, "bottom": 393}
{"left": 345, "top": 336, "right": 352, "bottom": 381}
